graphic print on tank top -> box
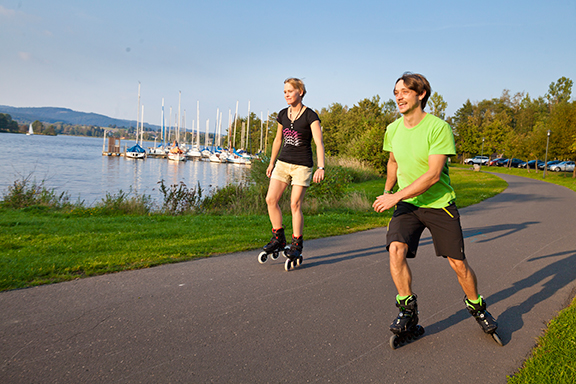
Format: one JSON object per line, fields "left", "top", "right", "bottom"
{"left": 283, "top": 126, "right": 302, "bottom": 147}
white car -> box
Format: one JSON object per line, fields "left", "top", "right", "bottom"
{"left": 550, "top": 161, "right": 575, "bottom": 172}
{"left": 464, "top": 156, "right": 489, "bottom": 165}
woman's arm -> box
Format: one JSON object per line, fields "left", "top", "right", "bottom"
{"left": 311, "top": 120, "right": 325, "bottom": 183}
{"left": 266, "top": 123, "right": 284, "bottom": 178}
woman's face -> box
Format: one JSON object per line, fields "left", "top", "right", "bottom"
{"left": 284, "top": 83, "right": 302, "bottom": 106}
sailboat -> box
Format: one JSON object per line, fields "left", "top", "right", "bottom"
{"left": 149, "top": 99, "right": 168, "bottom": 157}
{"left": 26, "top": 123, "right": 34, "bottom": 136}
{"left": 126, "top": 84, "right": 146, "bottom": 159}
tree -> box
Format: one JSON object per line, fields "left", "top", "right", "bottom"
{"left": 429, "top": 92, "right": 447, "bottom": 120}
{"left": 545, "top": 76, "right": 573, "bottom": 106}
{"left": 32, "top": 120, "right": 44, "bottom": 134}
{"left": 0, "top": 113, "right": 19, "bottom": 133}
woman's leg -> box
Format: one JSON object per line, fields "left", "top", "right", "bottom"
{"left": 290, "top": 185, "right": 307, "bottom": 237}
{"left": 265, "top": 178, "right": 288, "bottom": 229}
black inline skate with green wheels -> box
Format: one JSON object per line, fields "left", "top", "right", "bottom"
{"left": 464, "top": 296, "right": 503, "bottom": 346}
{"left": 389, "top": 294, "right": 425, "bottom": 349}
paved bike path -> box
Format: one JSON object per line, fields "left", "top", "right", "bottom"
{"left": 1, "top": 173, "right": 576, "bottom": 383}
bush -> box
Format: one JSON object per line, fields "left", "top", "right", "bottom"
{"left": 158, "top": 179, "right": 203, "bottom": 215}
{"left": 1, "top": 176, "right": 71, "bottom": 210}
{"left": 95, "top": 189, "right": 154, "bottom": 215}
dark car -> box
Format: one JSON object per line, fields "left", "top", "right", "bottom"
{"left": 489, "top": 157, "right": 505, "bottom": 166}
{"left": 496, "top": 158, "right": 508, "bottom": 167}
{"left": 496, "top": 158, "right": 525, "bottom": 167}
{"left": 521, "top": 160, "right": 544, "bottom": 169}
{"left": 508, "top": 158, "right": 526, "bottom": 168}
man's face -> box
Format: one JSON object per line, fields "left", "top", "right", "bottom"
{"left": 394, "top": 80, "right": 424, "bottom": 115}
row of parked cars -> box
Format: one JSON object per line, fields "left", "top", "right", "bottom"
{"left": 464, "top": 156, "right": 575, "bottom": 172}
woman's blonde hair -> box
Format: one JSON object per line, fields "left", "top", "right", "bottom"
{"left": 284, "top": 78, "right": 307, "bottom": 98}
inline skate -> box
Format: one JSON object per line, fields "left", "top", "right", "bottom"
{"left": 389, "top": 294, "right": 425, "bottom": 349}
{"left": 464, "top": 296, "right": 503, "bottom": 346}
{"left": 283, "top": 235, "right": 303, "bottom": 271}
{"left": 258, "top": 227, "right": 286, "bottom": 264}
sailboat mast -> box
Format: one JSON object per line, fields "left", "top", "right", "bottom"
{"left": 218, "top": 111, "right": 223, "bottom": 148}
{"left": 227, "top": 109, "right": 232, "bottom": 149}
{"left": 233, "top": 100, "right": 238, "bottom": 149}
{"left": 161, "top": 98, "right": 165, "bottom": 146}
{"left": 140, "top": 105, "right": 144, "bottom": 146}
{"left": 215, "top": 108, "right": 219, "bottom": 148}
{"left": 260, "top": 111, "right": 263, "bottom": 153}
{"left": 246, "top": 101, "right": 251, "bottom": 153}
{"left": 205, "top": 119, "right": 210, "bottom": 148}
{"left": 196, "top": 101, "right": 200, "bottom": 148}
{"left": 177, "top": 91, "right": 181, "bottom": 144}
{"left": 136, "top": 82, "right": 141, "bottom": 144}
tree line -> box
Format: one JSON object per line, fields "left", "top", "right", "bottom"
{"left": 249, "top": 76, "right": 575, "bottom": 176}
{"left": 450, "top": 77, "right": 575, "bottom": 164}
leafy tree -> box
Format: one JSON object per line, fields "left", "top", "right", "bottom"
{"left": 429, "top": 92, "right": 447, "bottom": 120}
{"left": 0, "top": 113, "right": 19, "bottom": 133}
{"left": 32, "top": 120, "right": 44, "bottom": 134}
{"left": 546, "top": 76, "right": 573, "bottom": 106}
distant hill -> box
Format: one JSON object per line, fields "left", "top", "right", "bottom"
{"left": 0, "top": 105, "right": 160, "bottom": 130}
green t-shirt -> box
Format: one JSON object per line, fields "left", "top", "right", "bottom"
{"left": 383, "top": 114, "right": 456, "bottom": 208}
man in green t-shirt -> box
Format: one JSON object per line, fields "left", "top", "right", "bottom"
{"left": 373, "top": 72, "right": 501, "bottom": 346}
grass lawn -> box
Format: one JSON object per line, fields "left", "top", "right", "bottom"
{"left": 0, "top": 167, "right": 506, "bottom": 291}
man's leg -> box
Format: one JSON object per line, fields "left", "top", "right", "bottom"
{"left": 447, "top": 257, "right": 479, "bottom": 300}
{"left": 388, "top": 241, "right": 413, "bottom": 297}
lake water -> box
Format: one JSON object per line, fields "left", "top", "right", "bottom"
{"left": 0, "top": 133, "right": 249, "bottom": 206}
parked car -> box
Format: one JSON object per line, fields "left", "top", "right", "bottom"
{"left": 489, "top": 157, "right": 505, "bottom": 166}
{"left": 521, "top": 160, "right": 544, "bottom": 169}
{"left": 509, "top": 158, "right": 527, "bottom": 168}
{"left": 549, "top": 161, "right": 575, "bottom": 172}
{"left": 464, "top": 156, "right": 489, "bottom": 165}
{"left": 538, "top": 160, "right": 561, "bottom": 170}
{"left": 495, "top": 158, "right": 510, "bottom": 166}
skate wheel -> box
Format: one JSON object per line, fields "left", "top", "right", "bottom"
{"left": 491, "top": 331, "right": 503, "bottom": 346}
{"left": 417, "top": 325, "right": 425, "bottom": 336}
{"left": 271, "top": 251, "right": 279, "bottom": 260}
{"left": 284, "top": 258, "right": 292, "bottom": 271}
{"left": 258, "top": 251, "right": 268, "bottom": 264}
{"left": 296, "top": 256, "right": 303, "bottom": 267}
{"left": 390, "top": 335, "right": 404, "bottom": 349}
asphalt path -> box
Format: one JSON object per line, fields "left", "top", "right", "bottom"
{"left": 1, "top": 173, "right": 576, "bottom": 383}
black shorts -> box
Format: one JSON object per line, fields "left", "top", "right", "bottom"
{"left": 386, "top": 202, "right": 465, "bottom": 260}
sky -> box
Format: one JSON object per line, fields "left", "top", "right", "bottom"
{"left": 1, "top": 0, "right": 575, "bottom": 130}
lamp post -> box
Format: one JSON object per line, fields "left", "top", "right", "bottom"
{"left": 480, "top": 137, "right": 485, "bottom": 168}
{"left": 543, "top": 130, "right": 551, "bottom": 178}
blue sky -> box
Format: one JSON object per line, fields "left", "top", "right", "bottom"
{"left": 1, "top": 0, "right": 575, "bottom": 129}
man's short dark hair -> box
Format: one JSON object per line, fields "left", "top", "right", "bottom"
{"left": 395, "top": 72, "right": 431, "bottom": 110}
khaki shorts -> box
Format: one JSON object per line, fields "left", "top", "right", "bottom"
{"left": 271, "top": 160, "right": 313, "bottom": 187}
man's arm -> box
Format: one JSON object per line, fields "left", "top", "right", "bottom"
{"left": 384, "top": 152, "right": 398, "bottom": 192}
{"left": 373, "top": 154, "right": 447, "bottom": 212}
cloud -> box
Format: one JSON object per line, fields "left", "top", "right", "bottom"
{"left": 18, "top": 52, "right": 32, "bottom": 61}
{"left": 0, "top": 5, "right": 16, "bottom": 17}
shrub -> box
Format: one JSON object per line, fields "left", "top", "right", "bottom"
{"left": 1, "top": 176, "right": 71, "bottom": 210}
{"left": 158, "top": 179, "right": 203, "bottom": 215}
{"left": 95, "top": 189, "right": 154, "bottom": 215}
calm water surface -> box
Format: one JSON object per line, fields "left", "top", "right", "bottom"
{"left": 0, "top": 133, "right": 249, "bottom": 205}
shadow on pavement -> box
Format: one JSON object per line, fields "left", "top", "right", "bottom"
{"left": 422, "top": 250, "right": 576, "bottom": 344}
